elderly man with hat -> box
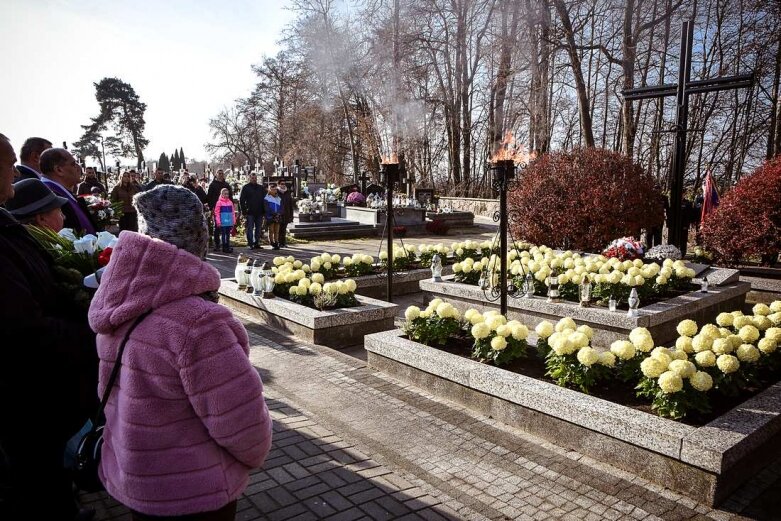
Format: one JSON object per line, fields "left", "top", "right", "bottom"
{"left": 6, "top": 178, "right": 68, "bottom": 232}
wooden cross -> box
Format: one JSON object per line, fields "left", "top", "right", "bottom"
{"left": 357, "top": 170, "right": 371, "bottom": 194}
{"left": 622, "top": 20, "right": 752, "bottom": 251}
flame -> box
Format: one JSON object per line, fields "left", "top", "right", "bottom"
{"left": 491, "top": 131, "right": 536, "bottom": 165}
{"left": 381, "top": 152, "right": 399, "bottom": 165}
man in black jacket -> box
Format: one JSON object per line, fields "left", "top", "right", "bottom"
{"left": 14, "top": 136, "right": 52, "bottom": 181}
{"left": 206, "top": 170, "right": 232, "bottom": 250}
{"left": 76, "top": 167, "right": 106, "bottom": 196}
{"left": 239, "top": 172, "right": 266, "bottom": 249}
{"left": 143, "top": 168, "right": 171, "bottom": 191}
{"left": 0, "top": 133, "right": 98, "bottom": 520}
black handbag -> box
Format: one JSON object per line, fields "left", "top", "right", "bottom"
{"left": 74, "top": 310, "right": 151, "bottom": 492}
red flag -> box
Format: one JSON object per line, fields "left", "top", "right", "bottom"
{"left": 701, "top": 171, "right": 720, "bottom": 223}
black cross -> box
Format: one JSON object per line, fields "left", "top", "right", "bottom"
{"left": 357, "top": 170, "right": 371, "bottom": 194}
{"left": 623, "top": 20, "right": 752, "bottom": 252}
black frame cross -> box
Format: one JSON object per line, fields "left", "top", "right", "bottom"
{"left": 622, "top": 20, "right": 752, "bottom": 252}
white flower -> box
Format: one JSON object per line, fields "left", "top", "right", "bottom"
{"left": 58, "top": 228, "right": 78, "bottom": 241}
{"left": 716, "top": 313, "right": 734, "bottom": 327}
{"left": 675, "top": 336, "right": 694, "bottom": 353}
{"left": 471, "top": 323, "right": 491, "bottom": 340}
{"left": 668, "top": 359, "right": 696, "bottom": 379}
{"left": 344, "top": 279, "right": 357, "bottom": 293}
{"left": 716, "top": 354, "right": 740, "bottom": 374}
{"left": 694, "top": 350, "right": 717, "bottom": 367}
{"left": 736, "top": 344, "right": 760, "bottom": 363}
{"left": 598, "top": 351, "right": 616, "bottom": 367}
{"left": 658, "top": 371, "right": 683, "bottom": 394}
{"left": 491, "top": 336, "right": 507, "bottom": 351}
{"left": 640, "top": 357, "right": 666, "bottom": 378}
{"left": 576, "top": 347, "right": 599, "bottom": 367}
{"left": 690, "top": 371, "right": 713, "bottom": 392}
{"left": 535, "top": 321, "right": 554, "bottom": 339}
{"left": 738, "top": 325, "right": 760, "bottom": 343}
{"left": 72, "top": 235, "right": 97, "bottom": 255}
{"left": 610, "top": 340, "right": 636, "bottom": 360}
{"left": 405, "top": 306, "right": 421, "bottom": 321}
{"left": 753, "top": 303, "right": 771, "bottom": 316}
{"left": 758, "top": 338, "right": 777, "bottom": 354}
{"left": 677, "top": 319, "right": 698, "bottom": 337}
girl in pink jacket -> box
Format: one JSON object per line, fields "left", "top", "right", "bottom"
{"left": 213, "top": 187, "right": 236, "bottom": 253}
{"left": 89, "top": 185, "right": 272, "bottom": 520}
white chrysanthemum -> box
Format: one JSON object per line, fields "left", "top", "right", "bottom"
{"left": 690, "top": 371, "right": 713, "bottom": 392}
{"left": 770, "top": 312, "right": 781, "bottom": 326}
{"left": 471, "top": 322, "right": 491, "bottom": 340}
{"left": 699, "top": 324, "right": 720, "bottom": 340}
{"left": 298, "top": 278, "right": 311, "bottom": 289}
{"left": 770, "top": 301, "right": 781, "bottom": 313}
{"left": 640, "top": 357, "right": 667, "bottom": 378}
{"left": 629, "top": 327, "right": 651, "bottom": 346}
{"left": 650, "top": 347, "right": 673, "bottom": 368}
{"left": 676, "top": 336, "right": 694, "bottom": 353}
{"left": 345, "top": 279, "right": 357, "bottom": 293}
{"left": 712, "top": 338, "right": 733, "bottom": 355}
{"left": 695, "top": 350, "right": 717, "bottom": 367}
{"left": 485, "top": 314, "right": 506, "bottom": 330}
{"left": 716, "top": 313, "right": 735, "bottom": 327}
{"left": 692, "top": 334, "right": 714, "bottom": 353}
{"left": 758, "top": 337, "right": 777, "bottom": 354}
{"left": 551, "top": 337, "right": 576, "bottom": 356}
{"left": 631, "top": 334, "right": 654, "bottom": 353}
{"left": 576, "top": 347, "right": 599, "bottom": 367}
{"left": 766, "top": 327, "right": 781, "bottom": 343}
{"left": 405, "top": 306, "right": 421, "bottom": 321}
{"left": 716, "top": 354, "right": 740, "bottom": 374}
{"left": 569, "top": 332, "right": 590, "bottom": 349}
{"left": 668, "top": 359, "right": 696, "bottom": 379}
{"left": 491, "top": 336, "right": 507, "bottom": 351}
{"left": 436, "top": 303, "right": 454, "bottom": 319}
{"left": 610, "top": 340, "right": 636, "bottom": 360}
{"left": 677, "top": 319, "right": 698, "bottom": 337}
{"left": 288, "top": 286, "right": 300, "bottom": 296}
{"left": 598, "top": 351, "right": 616, "bottom": 367}
{"left": 733, "top": 315, "right": 753, "bottom": 329}
{"left": 736, "top": 344, "right": 760, "bottom": 363}
{"left": 311, "top": 273, "right": 325, "bottom": 284}
{"left": 309, "top": 282, "right": 322, "bottom": 296}
{"left": 738, "top": 325, "right": 760, "bottom": 344}
{"left": 575, "top": 324, "right": 593, "bottom": 339}
{"left": 658, "top": 371, "right": 683, "bottom": 394}
{"left": 753, "top": 316, "right": 772, "bottom": 331}
{"left": 555, "top": 317, "right": 577, "bottom": 333}
{"left": 495, "top": 325, "right": 511, "bottom": 337}
{"left": 753, "top": 303, "right": 771, "bottom": 316}
{"left": 536, "top": 321, "right": 554, "bottom": 339}
{"left": 670, "top": 349, "right": 689, "bottom": 361}
{"left": 511, "top": 324, "right": 529, "bottom": 341}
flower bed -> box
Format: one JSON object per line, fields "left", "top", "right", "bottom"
{"left": 365, "top": 299, "right": 781, "bottom": 505}
{"left": 218, "top": 278, "right": 397, "bottom": 348}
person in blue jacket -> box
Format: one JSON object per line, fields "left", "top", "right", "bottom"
{"left": 263, "top": 183, "right": 283, "bottom": 250}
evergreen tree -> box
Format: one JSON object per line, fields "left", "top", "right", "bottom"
{"left": 171, "top": 149, "right": 179, "bottom": 171}
{"left": 83, "top": 77, "right": 149, "bottom": 169}
{"left": 158, "top": 152, "right": 170, "bottom": 173}
{"left": 179, "top": 147, "right": 186, "bottom": 169}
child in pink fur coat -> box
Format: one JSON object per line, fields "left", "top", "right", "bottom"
{"left": 88, "top": 185, "right": 272, "bottom": 520}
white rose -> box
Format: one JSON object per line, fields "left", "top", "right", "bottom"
{"left": 95, "top": 231, "right": 117, "bottom": 250}
{"left": 72, "top": 235, "right": 97, "bottom": 255}
{"left": 58, "top": 228, "right": 78, "bottom": 241}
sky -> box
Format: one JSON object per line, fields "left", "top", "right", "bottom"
{"left": 0, "top": 0, "right": 296, "bottom": 165}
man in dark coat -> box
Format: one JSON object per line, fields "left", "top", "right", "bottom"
{"left": 40, "top": 148, "right": 97, "bottom": 235}
{"left": 143, "top": 168, "right": 171, "bottom": 191}
{"left": 206, "top": 169, "right": 232, "bottom": 250}
{"left": 76, "top": 167, "right": 106, "bottom": 196}
{"left": 14, "top": 136, "right": 52, "bottom": 181}
{"left": 239, "top": 172, "right": 266, "bottom": 249}
{"left": 276, "top": 178, "right": 294, "bottom": 248}
{"left": 0, "top": 133, "right": 98, "bottom": 520}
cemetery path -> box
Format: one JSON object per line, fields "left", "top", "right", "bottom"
{"left": 84, "top": 317, "right": 780, "bottom": 521}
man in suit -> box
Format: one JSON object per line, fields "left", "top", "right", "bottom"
{"left": 39, "top": 148, "right": 96, "bottom": 234}
{"left": 14, "top": 137, "right": 52, "bottom": 180}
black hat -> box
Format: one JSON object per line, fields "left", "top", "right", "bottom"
{"left": 6, "top": 178, "right": 68, "bottom": 219}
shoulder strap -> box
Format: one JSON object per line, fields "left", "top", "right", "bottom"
{"left": 91, "top": 310, "right": 153, "bottom": 426}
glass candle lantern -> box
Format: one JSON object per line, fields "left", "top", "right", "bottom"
{"left": 261, "top": 262, "right": 275, "bottom": 298}
{"left": 608, "top": 296, "right": 617, "bottom": 312}
{"left": 547, "top": 273, "right": 560, "bottom": 302}
{"left": 700, "top": 276, "right": 709, "bottom": 293}
{"left": 523, "top": 273, "right": 535, "bottom": 298}
{"left": 251, "top": 260, "right": 263, "bottom": 296}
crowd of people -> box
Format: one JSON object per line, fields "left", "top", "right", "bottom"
{"left": 1, "top": 134, "right": 273, "bottom": 521}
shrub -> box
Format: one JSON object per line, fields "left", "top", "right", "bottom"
{"left": 393, "top": 225, "right": 407, "bottom": 237}
{"left": 426, "top": 220, "right": 450, "bottom": 236}
{"left": 701, "top": 157, "right": 781, "bottom": 266}
{"left": 508, "top": 148, "right": 664, "bottom": 252}
{"left": 345, "top": 191, "right": 365, "bottom": 205}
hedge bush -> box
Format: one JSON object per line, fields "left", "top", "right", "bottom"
{"left": 508, "top": 148, "right": 664, "bottom": 252}
{"left": 701, "top": 157, "right": 781, "bottom": 266}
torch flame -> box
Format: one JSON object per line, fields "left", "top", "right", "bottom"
{"left": 492, "top": 131, "right": 536, "bottom": 165}
{"left": 381, "top": 152, "right": 399, "bottom": 165}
